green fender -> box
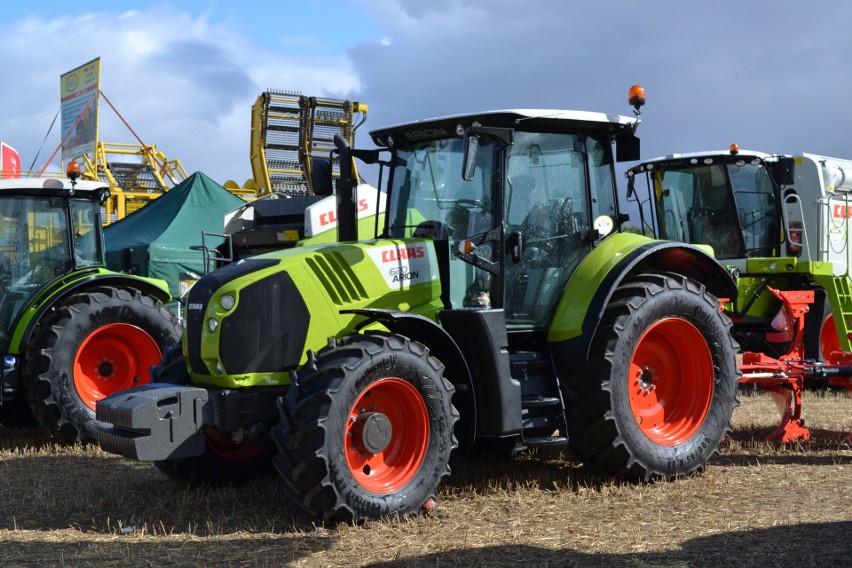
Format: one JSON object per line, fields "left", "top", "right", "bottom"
{"left": 547, "top": 233, "right": 736, "bottom": 363}
{"left": 7, "top": 268, "right": 172, "bottom": 356}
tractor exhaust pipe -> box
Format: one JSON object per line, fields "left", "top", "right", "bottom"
{"left": 334, "top": 133, "right": 358, "bottom": 242}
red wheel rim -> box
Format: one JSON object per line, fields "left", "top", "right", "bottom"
{"left": 628, "top": 318, "right": 713, "bottom": 446}
{"left": 74, "top": 323, "right": 162, "bottom": 411}
{"left": 345, "top": 378, "right": 429, "bottom": 493}
{"left": 204, "top": 426, "right": 267, "bottom": 460}
{"left": 820, "top": 314, "right": 841, "bottom": 362}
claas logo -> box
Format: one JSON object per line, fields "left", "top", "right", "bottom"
{"left": 381, "top": 246, "right": 425, "bottom": 263}
{"left": 833, "top": 204, "right": 852, "bottom": 219}
{"left": 319, "top": 199, "right": 369, "bottom": 226}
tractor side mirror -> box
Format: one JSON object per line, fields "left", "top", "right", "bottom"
{"left": 462, "top": 133, "right": 480, "bottom": 181}
{"left": 770, "top": 156, "right": 796, "bottom": 186}
{"left": 616, "top": 132, "right": 640, "bottom": 163}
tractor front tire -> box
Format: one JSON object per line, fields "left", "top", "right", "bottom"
{"left": 565, "top": 273, "right": 739, "bottom": 480}
{"left": 25, "top": 286, "right": 181, "bottom": 444}
{"left": 151, "top": 344, "right": 276, "bottom": 486}
{"left": 273, "top": 332, "right": 458, "bottom": 524}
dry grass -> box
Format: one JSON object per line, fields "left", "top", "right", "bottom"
{"left": 0, "top": 390, "right": 849, "bottom": 567}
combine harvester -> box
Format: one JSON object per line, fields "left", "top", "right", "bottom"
{"left": 627, "top": 147, "right": 852, "bottom": 441}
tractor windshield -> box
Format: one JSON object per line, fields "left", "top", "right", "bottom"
{"left": 651, "top": 159, "right": 778, "bottom": 259}
{"left": 727, "top": 160, "right": 778, "bottom": 256}
{"left": 653, "top": 164, "right": 742, "bottom": 258}
{"left": 386, "top": 136, "right": 496, "bottom": 240}
{"left": 0, "top": 197, "right": 102, "bottom": 349}
{"left": 386, "top": 135, "right": 497, "bottom": 309}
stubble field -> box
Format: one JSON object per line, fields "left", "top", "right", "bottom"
{"left": 0, "top": 389, "right": 849, "bottom": 567}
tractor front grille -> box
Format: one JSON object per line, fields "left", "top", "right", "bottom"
{"left": 186, "top": 258, "right": 310, "bottom": 376}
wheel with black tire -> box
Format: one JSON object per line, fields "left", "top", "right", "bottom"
{"left": 150, "top": 344, "right": 277, "bottom": 486}
{"left": 273, "top": 332, "right": 458, "bottom": 524}
{"left": 24, "top": 285, "right": 181, "bottom": 444}
{"left": 564, "top": 273, "right": 739, "bottom": 480}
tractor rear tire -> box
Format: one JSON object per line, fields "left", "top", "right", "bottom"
{"left": 24, "top": 286, "right": 181, "bottom": 444}
{"left": 273, "top": 332, "right": 458, "bottom": 524}
{"left": 151, "top": 344, "right": 276, "bottom": 486}
{"left": 565, "top": 273, "right": 739, "bottom": 480}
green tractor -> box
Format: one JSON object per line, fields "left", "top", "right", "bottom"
{"left": 0, "top": 169, "right": 181, "bottom": 443}
{"left": 98, "top": 88, "right": 740, "bottom": 523}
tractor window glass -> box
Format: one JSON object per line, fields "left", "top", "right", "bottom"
{"left": 728, "top": 161, "right": 778, "bottom": 257}
{"left": 386, "top": 136, "right": 497, "bottom": 309}
{"left": 0, "top": 197, "right": 70, "bottom": 349}
{"left": 504, "top": 131, "right": 591, "bottom": 329}
{"left": 70, "top": 199, "right": 103, "bottom": 267}
{"left": 387, "top": 136, "right": 495, "bottom": 240}
{"left": 587, "top": 134, "right": 617, "bottom": 237}
{"left": 652, "top": 164, "right": 743, "bottom": 258}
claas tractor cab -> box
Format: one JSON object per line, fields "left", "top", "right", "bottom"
{"left": 627, "top": 147, "right": 852, "bottom": 441}
{"left": 98, "top": 87, "right": 740, "bottom": 523}
{"left": 0, "top": 164, "right": 181, "bottom": 443}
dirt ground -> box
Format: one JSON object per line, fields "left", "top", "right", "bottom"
{"left": 0, "top": 389, "right": 849, "bottom": 567}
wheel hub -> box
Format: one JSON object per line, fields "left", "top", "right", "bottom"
{"left": 353, "top": 411, "right": 393, "bottom": 454}
{"left": 98, "top": 360, "right": 114, "bottom": 378}
{"left": 636, "top": 365, "right": 657, "bottom": 395}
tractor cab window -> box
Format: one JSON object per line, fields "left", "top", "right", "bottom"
{"left": 387, "top": 136, "right": 497, "bottom": 309}
{"left": 70, "top": 199, "right": 103, "bottom": 267}
{"left": 0, "top": 197, "right": 71, "bottom": 349}
{"left": 727, "top": 161, "right": 778, "bottom": 257}
{"left": 504, "top": 131, "right": 593, "bottom": 329}
{"left": 653, "top": 164, "right": 743, "bottom": 259}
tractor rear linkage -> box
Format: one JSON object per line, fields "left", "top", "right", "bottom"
{"left": 737, "top": 287, "right": 852, "bottom": 442}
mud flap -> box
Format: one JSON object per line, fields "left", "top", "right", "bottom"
{"left": 97, "top": 383, "right": 209, "bottom": 461}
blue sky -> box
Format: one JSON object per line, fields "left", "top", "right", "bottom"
{"left": 4, "top": 1, "right": 852, "bottom": 188}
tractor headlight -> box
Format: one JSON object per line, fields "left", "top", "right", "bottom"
{"left": 208, "top": 317, "right": 219, "bottom": 333}
{"left": 220, "top": 294, "right": 235, "bottom": 310}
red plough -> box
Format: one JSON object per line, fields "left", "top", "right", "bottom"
{"left": 737, "top": 288, "right": 852, "bottom": 442}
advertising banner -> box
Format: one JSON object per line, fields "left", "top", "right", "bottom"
{"left": 60, "top": 57, "right": 100, "bottom": 166}
{"left": 0, "top": 142, "right": 20, "bottom": 178}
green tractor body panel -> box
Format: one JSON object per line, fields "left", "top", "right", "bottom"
{"left": 5, "top": 267, "right": 171, "bottom": 356}
{"left": 184, "top": 238, "right": 443, "bottom": 388}
{"left": 547, "top": 232, "right": 736, "bottom": 353}
{"left": 547, "top": 232, "right": 652, "bottom": 343}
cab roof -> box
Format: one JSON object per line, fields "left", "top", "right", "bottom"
{"left": 628, "top": 149, "right": 774, "bottom": 174}
{"left": 0, "top": 177, "right": 109, "bottom": 195}
{"left": 370, "top": 109, "right": 638, "bottom": 147}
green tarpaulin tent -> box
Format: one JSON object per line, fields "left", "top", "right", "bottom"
{"left": 104, "top": 172, "right": 246, "bottom": 310}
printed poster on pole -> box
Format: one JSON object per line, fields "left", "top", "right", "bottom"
{"left": 60, "top": 58, "right": 100, "bottom": 167}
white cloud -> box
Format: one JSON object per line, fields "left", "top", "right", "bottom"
{"left": 6, "top": 0, "right": 852, "bottom": 192}
{"left": 1, "top": 5, "right": 360, "bottom": 183}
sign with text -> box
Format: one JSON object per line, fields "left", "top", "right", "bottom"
{"left": 60, "top": 58, "right": 100, "bottom": 166}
